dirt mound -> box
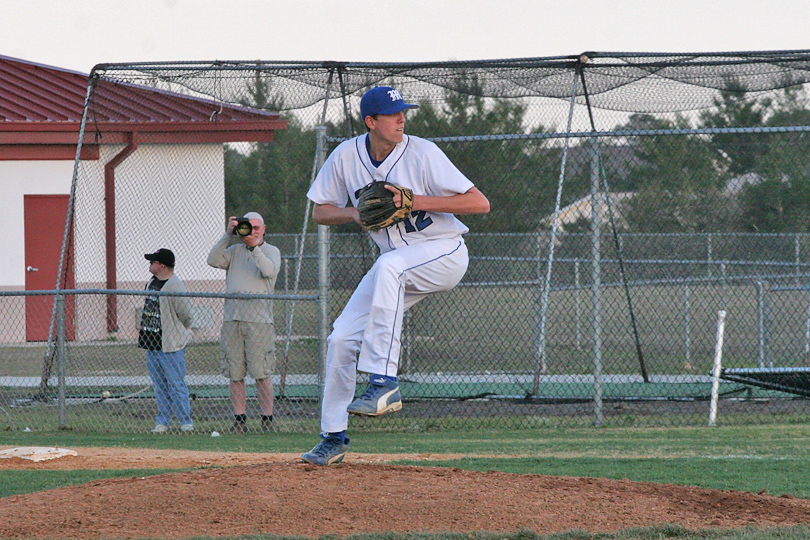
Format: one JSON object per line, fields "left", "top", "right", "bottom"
{"left": 2, "top": 448, "right": 810, "bottom": 539}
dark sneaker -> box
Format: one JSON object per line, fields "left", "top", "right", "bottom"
{"left": 230, "top": 420, "right": 248, "bottom": 434}
{"left": 261, "top": 417, "right": 273, "bottom": 432}
{"left": 347, "top": 378, "right": 402, "bottom": 416}
{"left": 301, "top": 436, "right": 350, "bottom": 466}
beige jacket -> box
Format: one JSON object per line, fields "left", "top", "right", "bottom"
{"left": 206, "top": 233, "right": 281, "bottom": 324}
{"left": 137, "top": 274, "right": 193, "bottom": 353}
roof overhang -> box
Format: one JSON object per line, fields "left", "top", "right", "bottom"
{"left": 0, "top": 119, "right": 287, "bottom": 160}
{"left": 0, "top": 119, "right": 287, "bottom": 143}
{"left": 0, "top": 55, "right": 289, "bottom": 160}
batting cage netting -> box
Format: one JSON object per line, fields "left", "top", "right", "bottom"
{"left": 5, "top": 51, "right": 810, "bottom": 433}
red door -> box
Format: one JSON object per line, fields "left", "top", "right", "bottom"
{"left": 24, "top": 195, "right": 76, "bottom": 341}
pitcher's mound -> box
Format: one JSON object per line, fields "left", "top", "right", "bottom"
{"left": 2, "top": 456, "right": 810, "bottom": 539}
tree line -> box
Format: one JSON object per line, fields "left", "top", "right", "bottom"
{"left": 225, "top": 76, "right": 810, "bottom": 234}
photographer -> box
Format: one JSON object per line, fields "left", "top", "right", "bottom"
{"left": 207, "top": 212, "right": 281, "bottom": 433}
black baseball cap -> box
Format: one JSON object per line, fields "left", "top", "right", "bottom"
{"left": 144, "top": 248, "right": 175, "bottom": 268}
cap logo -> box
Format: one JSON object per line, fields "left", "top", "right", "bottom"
{"left": 387, "top": 89, "right": 404, "bottom": 102}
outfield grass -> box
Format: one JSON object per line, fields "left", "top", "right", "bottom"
{"left": 3, "top": 425, "right": 810, "bottom": 539}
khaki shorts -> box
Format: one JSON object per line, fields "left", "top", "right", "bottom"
{"left": 220, "top": 321, "right": 276, "bottom": 381}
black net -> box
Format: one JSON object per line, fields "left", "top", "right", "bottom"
{"left": 5, "top": 51, "right": 810, "bottom": 433}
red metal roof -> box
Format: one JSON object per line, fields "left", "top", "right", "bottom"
{"left": 0, "top": 55, "right": 286, "bottom": 151}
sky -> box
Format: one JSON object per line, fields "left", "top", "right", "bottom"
{"left": 1, "top": 0, "right": 809, "bottom": 74}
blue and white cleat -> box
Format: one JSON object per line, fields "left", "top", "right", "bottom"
{"left": 347, "top": 378, "right": 402, "bottom": 416}
{"left": 301, "top": 436, "right": 350, "bottom": 466}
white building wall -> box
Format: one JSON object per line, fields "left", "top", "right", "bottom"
{"left": 74, "top": 143, "right": 226, "bottom": 287}
{"left": 0, "top": 143, "right": 230, "bottom": 343}
{"left": 0, "top": 143, "right": 228, "bottom": 289}
{"left": 71, "top": 143, "right": 229, "bottom": 341}
{"left": 0, "top": 160, "right": 74, "bottom": 289}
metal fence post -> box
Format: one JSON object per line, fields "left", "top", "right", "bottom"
{"left": 683, "top": 284, "right": 691, "bottom": 369}
{"left": 56, "top": 293, "right": 67, "bottom": 429}
{"left": 589, "top": 137, "right": 604, "bottom": 427}
{"left": 400, "top": 310, "right": 412, "bottom": 375}
{"left": 708, "top": 310, "right": 727, "bottom": 427}
{"left": 315, "top": 126, "right": 330, "bottom": 393}
{"left": 756, "top": 280, "right": 770, "bottom": 368}
{"left": 804, "top": 282, "right": 810, "bottom": 367}
{"left": 795, "top": 234, "right": 801, "bottom": 285}
{"left": 707, "top": 232, "right": 713, "bottom": 278}
{"left": 574, "top": 260, "right": 582, "bottom": 351}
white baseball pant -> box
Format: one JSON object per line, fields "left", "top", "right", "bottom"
{"left": 319, "top": 238, "right": 469, "bottom": 433}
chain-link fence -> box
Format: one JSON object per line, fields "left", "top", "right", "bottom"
{"left": 5, "top": 52, "right": 810, "bottom": 433}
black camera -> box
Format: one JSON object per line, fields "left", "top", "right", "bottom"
{"left": 233, "top": 217, "right": 253, "bottom": 237}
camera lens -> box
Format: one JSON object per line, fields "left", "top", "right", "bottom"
{"left": 235, "top": 221, "right": 252, "bottom": 236}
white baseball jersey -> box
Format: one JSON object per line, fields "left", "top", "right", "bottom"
{"left": 307, "top": 133, "right": 475, "bottom": 252}
{"left": 307, "top": 132, "right": 477, "bottom": 434}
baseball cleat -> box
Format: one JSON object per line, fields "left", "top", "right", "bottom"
{"left": 151, "top": 424, "right": 169, "bottom": 433}
{"left": 347, "top": 379, "right": 402, "bottom": 416}
{"left": 301, "top": 436, "right": 350, "bottom": 466}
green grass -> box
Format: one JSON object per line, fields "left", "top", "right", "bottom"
{"left": 0, "top": 469, "right": 176, "bottom": 498}
{"left": 3, "top": 425, "right": 810, "bottom": 539}
{"left": 402, "top": 457, "right": 810, "bottom": 498}
{"left": 2, "top": 423, "right": 805, "bottom": 456}
{"left": 3, "top": 424, "right": 810, "bottom": 497}
{"left": 1, "top": 338, "right": 319, "bottom": 377}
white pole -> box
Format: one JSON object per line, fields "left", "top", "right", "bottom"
{"left": 708, "top": 310, "right": 728, "bottom": 427}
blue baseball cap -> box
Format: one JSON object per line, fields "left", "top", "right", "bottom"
{"left": 360, "top": 86, "right": 419, "bottom": 119}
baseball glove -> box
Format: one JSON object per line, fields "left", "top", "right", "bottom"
{"left": 356, "top": 181, "right": 414, "bottom": 231}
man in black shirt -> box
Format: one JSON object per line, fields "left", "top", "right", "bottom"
{"left": 139, "top": 248, "right": 194, "bottom": 433}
